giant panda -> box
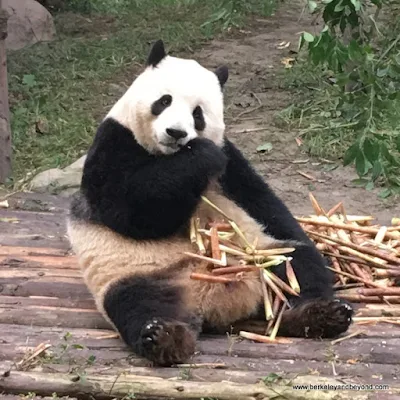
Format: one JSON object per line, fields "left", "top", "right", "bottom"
{"left": 67, "top": 40, "right": 353, "bottom": 366}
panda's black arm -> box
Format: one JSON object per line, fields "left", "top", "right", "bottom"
{"left": 80, "top": 120, "right": 226, "bottom": 240}
{"left": 219, "top": 139, "right": 311, "bottom": 244}
{"left": 219, "top": 139, "right": 333, "bottom": 300}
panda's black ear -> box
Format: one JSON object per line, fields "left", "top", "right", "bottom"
{"left": 214, "top": 66, "right": 229, "bottom": 89}
{"left": 147, "top": 40, "right": 167, "bottom": 67}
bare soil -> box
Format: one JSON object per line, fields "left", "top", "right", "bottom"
{"left": 195, "top": 4, "right": 398, "bottom": 224}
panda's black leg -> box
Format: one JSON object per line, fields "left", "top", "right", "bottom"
{"left": 103, "top": 274, "right": 201, "bottom": 366}
{"left": 269, "top": 245, "right": 353, "bottom": 338}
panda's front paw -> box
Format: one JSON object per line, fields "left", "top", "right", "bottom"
{"left": 138, "top": 317, "right": 196, "bottom": 366}
{"left": 187, "top": 138, "right": 227, "bottom": 175}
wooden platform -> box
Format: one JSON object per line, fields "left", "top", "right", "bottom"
{"left": 1, "top": 192, "right": 400, "bottom": 399}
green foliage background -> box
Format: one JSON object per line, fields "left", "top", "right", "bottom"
{"left": 283, "top": 0, "right": 400, "bottom": 197}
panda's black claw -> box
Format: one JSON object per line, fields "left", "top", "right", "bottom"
{"left": 138, "top": 317, "right": 196, "bottom": 366}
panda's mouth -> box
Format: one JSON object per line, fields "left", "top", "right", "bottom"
{"left": 159, "top": 141, "right": 184, "bottom": 150}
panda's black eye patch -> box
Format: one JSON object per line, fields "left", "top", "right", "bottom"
{"left": 151, "top": 95, "right": 172, "bottom": 116}
{"left": 193, "top": 106, "right": 205, "bottom": 131}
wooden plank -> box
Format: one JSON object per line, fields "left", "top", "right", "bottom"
{"left": 0, "top": 277, "right": 89, "bottom": 298}
{"left": 0, "top": 208, "right": 69, "bottom": 249}
{"left": 2, "top": 324, "right": 400, "bottom": 366}
{"left": 0, "top": 268, "right": 81, "bottom": 279}
{"left": 0, "top": 254, "right": 78, "bottom": 270}
{"left": 0, "top": 295, "right": 95, "bottom": 309}
{"left": 3, "top": 351, "right": 396, "bottom": 387}
{"left": 5, "top": 192, "right": 71, "bottom": 212}
{"left": 0, "top": 305, "right": 109, "bottom": 329}
{"left": 0, "top": 245, "right": 69, "bottom": 257}
{"left": 1, "top": 396, "right": 76, "bottom": 400}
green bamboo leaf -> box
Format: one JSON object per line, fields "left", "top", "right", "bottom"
{"left": 343, "top": 143, "right": 359, "bottom": 166}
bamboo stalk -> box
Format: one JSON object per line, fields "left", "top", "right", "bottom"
{"left": 269, "top": 302, "right": 287, "bottom": 340}
{"left": 190, "top": 218, "right": 196, "bottom": 243}
{"left": 263, "top": 267, "right": 299, "bottom": 297}
{"left": 321, "top": 251, "right": 370, "bottom": 266}
{"left": 210, "top": 227, "right": 221, "bottom": 261}
{"left": 336, "top": 294, "right": 400, "bottom": 304}
{"left": 266, "top": 296, "right": 282, "bottom": 333}
{"left": 297, "top": 217, "right": 400, "bottom": 240}
{"left": 190, "top": 273, "right": 235, "bottom": 284}
{"left": 285, "top": 259, "right": 301, "bottom": 293}
{"left": 326, "top": 248, "right": 346, "bottom": 285}
{"left": 260, "top": 270, "right": 273, "bottom": 321}
{"left": 206, "top": 222, "right": 232, "bottom": 231}
{"left": 375, "top": 269, "right": 400, "bottom": 278}
{"left": 184, "top": 252, "right": 227, "bottom": 267}
{"left": 309, "top": 192, "right": 326, "bottom": 215}
{"left": 326, "top": 201, "right": 343, "bottom": 217}
{"left": 262, "top": 270, "right": 288, "bottom": 303}
{"left": 327, "top": 267, "right": 382, "bottom": 288}
{"left": 331, "top": 330, "right": 365, "bottom": 345}
{"left": 239, "top": 331, "right": 292, "bottom": 344}
{"left": 358, "top": 288, "right": 400, "bottom": 296}
{"left": 307, "top": 231, "right": 400, "bottom": 265}
{"left": 356, "top": 304, "right": 400, "bottom": 317}
{"left": 212, "top": 265, "right": 258, "bottom": 275}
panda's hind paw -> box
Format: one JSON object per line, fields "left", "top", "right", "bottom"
{"left": 303, "top": 298, "right": 353, "bottom": 338}
{"left": 138, "top": 317, "right": 196, "bottom": 366}
{"left": 279, "top": 298, "right": 353, "bottom": 339}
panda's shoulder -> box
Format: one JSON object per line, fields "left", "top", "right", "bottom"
{"left": 85, "top": 118, "right": 148, "bottom": 165}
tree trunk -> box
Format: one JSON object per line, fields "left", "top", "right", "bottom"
{"left": 0, "top": 0, "right": 11, "bottom": 184}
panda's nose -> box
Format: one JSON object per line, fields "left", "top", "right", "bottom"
{"left": 166, "top": 128, "right": 187, "bottom": 140}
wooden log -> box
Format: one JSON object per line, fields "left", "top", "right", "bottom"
{"left": 0, "top": 370, "right": 385, "bottom": 400}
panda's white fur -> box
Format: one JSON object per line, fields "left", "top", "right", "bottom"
{"left": 106, "top": 55, "right": 225, "bottom": 155}
{"left": 67, "top": 40, "right": 353, "bottom": 367}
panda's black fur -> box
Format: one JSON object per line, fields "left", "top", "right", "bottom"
{"left": 68, "top": 40, "right": 353, "bottom": 366}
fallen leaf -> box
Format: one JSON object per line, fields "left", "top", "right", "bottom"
{"left": 0, "top": 217, "right": 19, "bottom": 223}
{"left": 346, "top": 358, "right": 360, "bottom": 364}
{"left": 295, "top": 137, "right": 303, "bottom": 146}
{"left": 277, "top": 41, "right": 290, "bottom": 49}
{"left": 0, "top": 200, "right": 9, "bottom": 208}
{"left": 281, "top": 57, "right": 295, "bottom": 68}
{"left": 35, "top": 118, "right": 49, "bottom": 134}
{"left": 256, "top": 143, "right": 273, "bottom": 153}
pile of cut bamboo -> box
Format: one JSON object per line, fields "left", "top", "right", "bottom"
{"left": 187, "top": 194, "right": 400, "bottom": 341}
{"left": 297, "top": 193, "right": 400, "bottom": 306}
{"left": 186, "top": 196, "right": 300, "bottom": 343}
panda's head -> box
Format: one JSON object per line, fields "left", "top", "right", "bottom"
{"left": 106, "top": 40, "right": 229, "bottom": 155}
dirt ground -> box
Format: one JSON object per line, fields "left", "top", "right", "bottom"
{"left": 194, "top": 4, "right": 398, "bottom": 224}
